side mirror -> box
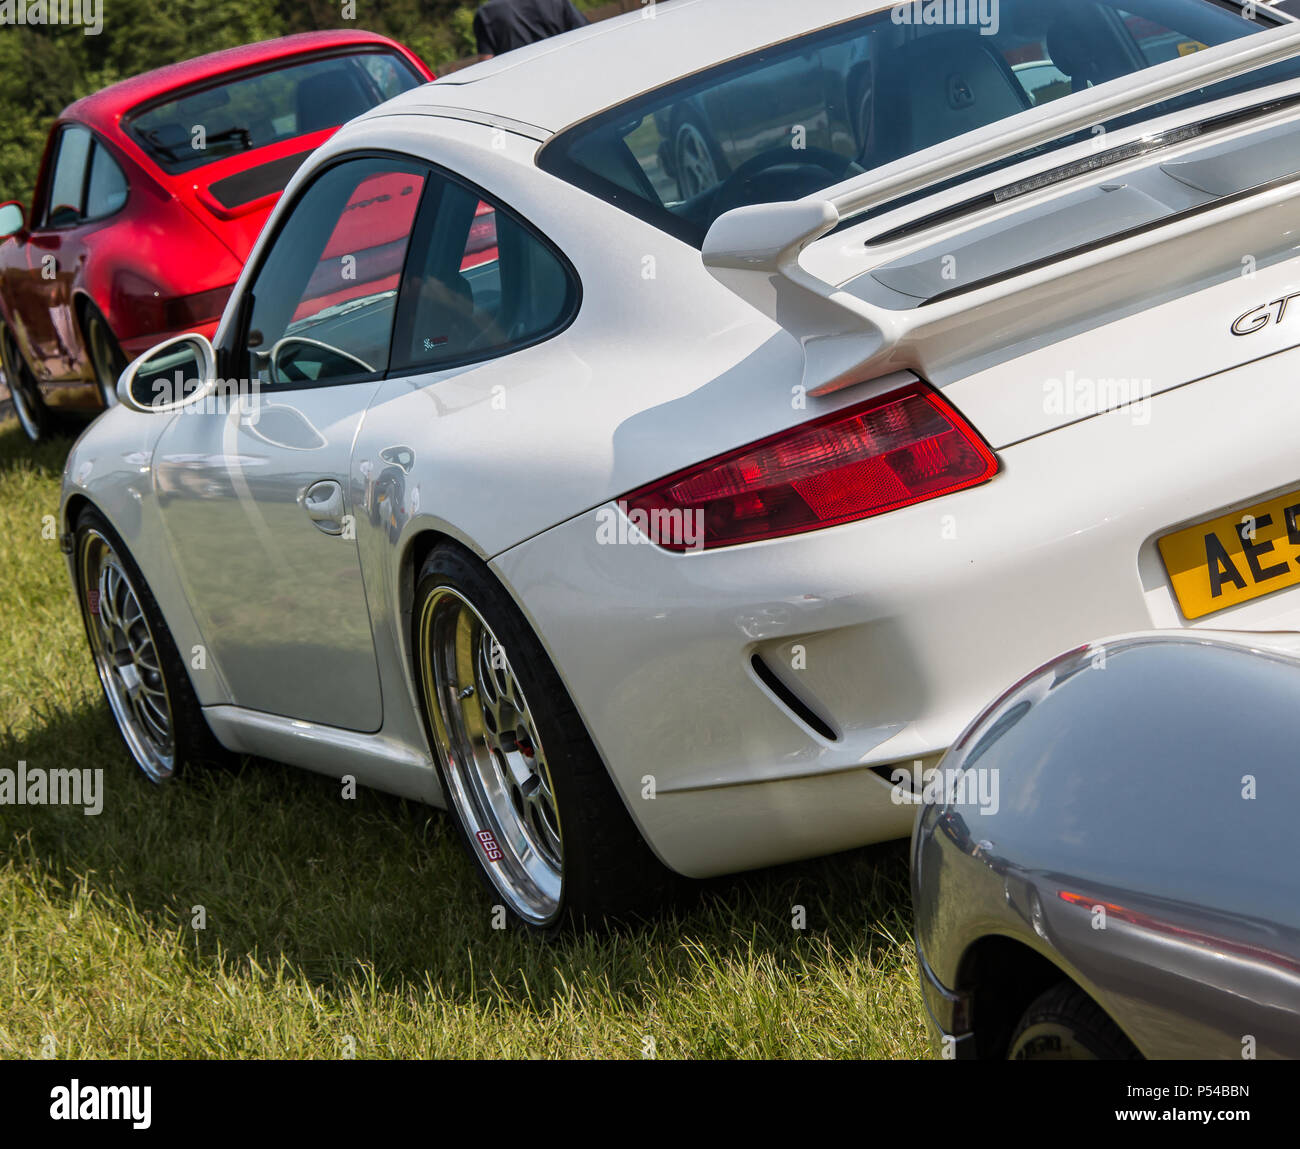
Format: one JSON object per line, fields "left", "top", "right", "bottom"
{"left": 0, "top": 201, "right": 25, "bottom": 239}
{"left": 117, "top": 333, "right": 217, "bottom": 413}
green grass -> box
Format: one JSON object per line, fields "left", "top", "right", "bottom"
{"left": 0, "top": 417, "right": 928, "bottom": 1059}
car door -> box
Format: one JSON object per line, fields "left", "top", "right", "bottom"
{"left": 152, "top": 154, "right": 427, "bottom": 731}
{"left": 15, "top": 123, "right": 94, "bottom": 380}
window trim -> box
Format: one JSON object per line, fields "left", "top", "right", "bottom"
{"left": 224, "top": 148, "right": 581, "bottom": 395}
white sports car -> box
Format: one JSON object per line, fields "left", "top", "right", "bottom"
{"left": 59, "top": 0, "right": 1300, "bottom": 929}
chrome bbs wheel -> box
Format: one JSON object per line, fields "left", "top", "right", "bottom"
{"left": 79, "top": 528, "right": 175, "bottom": 781}
{"left": 420, "top": 587, "right": 563, "bottom": 925}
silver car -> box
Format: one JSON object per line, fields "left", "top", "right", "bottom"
{"left": 912, "top": 632, "right": 1300, "bottom": 1059}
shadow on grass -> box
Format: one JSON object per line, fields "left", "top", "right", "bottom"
{"left": 0, "top": 415, "right": 82, "bottom": 477}
{"left": 0, "top": 695, "right": 915, "bottom": 1013}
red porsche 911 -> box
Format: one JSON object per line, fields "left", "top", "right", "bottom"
{"left": 0, "top": 29, "right": 433, "bottom": 441}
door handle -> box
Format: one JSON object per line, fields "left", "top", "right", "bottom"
{"left": 303, "top": 479, "right": 346, "bottom": 535}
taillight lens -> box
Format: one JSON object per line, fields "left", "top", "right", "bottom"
{"left": 621, "top": 382, "right": 998, "bottom": 551}
{"left": 163, "top": 285, "right": 234, "bottom": 331}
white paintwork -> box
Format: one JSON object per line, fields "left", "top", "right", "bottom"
{"left": 59, "top": 0, "right": 1300, "bottom": 879}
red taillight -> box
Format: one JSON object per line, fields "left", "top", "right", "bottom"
{"left": 621, "top": 382, "right": 998, "bottom": 551}
{"left": 163, "top": 285, "right": 233, "bottom": 331}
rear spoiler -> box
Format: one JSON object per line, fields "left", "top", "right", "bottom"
{"left": 702, "top": 22, "right": 1300, "bottom": 396}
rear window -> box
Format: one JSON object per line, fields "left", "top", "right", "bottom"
{"left": 539, "top": 0, "right": 1295, "bottom": 247}
{"left": 125, "top": 50, "right": 423, "bottom": 173}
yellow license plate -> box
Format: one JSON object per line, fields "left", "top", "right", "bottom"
{"left": 1158, "top": 490, "right": 1300, "bottom": 620}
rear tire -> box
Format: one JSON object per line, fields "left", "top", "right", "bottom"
{"left": 413, "top": 542, "right": 673, "bottom": 933}
{"left": 1, "top": 318, "right": 52, "bottom": 442}
{"left": 1008, "top": 981, "right": 1141, "bottom": 1060}
{"left": 83, "top": 304, "right": 126, "bottom": 411}
{"left": 74, "top": 506, "right": 230, "bottom": 781}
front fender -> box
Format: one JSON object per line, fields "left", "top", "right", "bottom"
{"left": 60, "top": 405, "right": 233, "bottom": 708}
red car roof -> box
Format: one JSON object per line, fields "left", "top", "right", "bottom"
{"left": 63, "top": 30, "right": 430, "bottom": 126}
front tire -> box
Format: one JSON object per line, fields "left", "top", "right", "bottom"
{"left": 74, "top": 507, "right": 229, "bottom": 781}
{"left": 1008, "top": 982, "right": 1141, "bottom": 1060}
{"left": 413, "top": 543, "right": 672, "bottom": 932}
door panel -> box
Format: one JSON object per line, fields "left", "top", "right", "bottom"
{"left": 151, "top": 155, "right": 428, "bottom": 731}
{"left": 154, "top": 386, "right": 383, "bottom": 730}
{"left": 21, "top": 125, "right": 93, "bottom": 379}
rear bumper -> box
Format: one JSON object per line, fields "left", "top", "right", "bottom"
{"left": 492, "top": 347, "right": 1300, "bottom": 878}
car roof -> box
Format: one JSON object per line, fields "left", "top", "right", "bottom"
{"left": 63, "top": 30, "right": 418, "bottom": 126}
{"left": 381, "top": 0, "right": 884, "bottom": 136}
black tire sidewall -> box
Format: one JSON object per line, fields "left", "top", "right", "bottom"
{"left": 83, "top": 305, "right": 125, "bottom": 407}
{"left": 1008, "top": 982, "right": 1140, "bottom": 1060}
{"left": 1, "top": 319, "right": 51, "bottom": 442}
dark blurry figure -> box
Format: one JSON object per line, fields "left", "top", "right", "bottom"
{"left": 473, "top": 0, "right": 589, "bottom": 59}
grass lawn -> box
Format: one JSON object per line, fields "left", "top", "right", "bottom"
{"left": 0, "top": 416, "right": 928, "bottom": 1059}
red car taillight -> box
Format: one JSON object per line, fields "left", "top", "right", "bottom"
{"left": 621, "top": 382, "right": 998, "bottom": 552}
{"left": 163, "top": 285, "right": 234, "bottom": 331}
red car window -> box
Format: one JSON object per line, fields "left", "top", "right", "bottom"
{"left": 44, "top": 125, "right": 93, "bottom": 226}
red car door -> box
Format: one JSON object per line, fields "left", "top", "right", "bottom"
{"left": 12, "top": 123, "right": 93, "bottom": 382}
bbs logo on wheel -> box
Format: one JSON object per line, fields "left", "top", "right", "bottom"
{"left": 475, "top": 829, "right": 504, "bottom": 862}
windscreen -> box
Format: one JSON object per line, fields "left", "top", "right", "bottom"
{"left": 539, "top": 0, "right": 1297, "bottom": 247}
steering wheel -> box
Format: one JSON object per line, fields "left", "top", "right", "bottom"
{"left": 710, "top": 145, "right": 865, "bottom": 219}
{"left": 270, "top": 336, "right": 373, "bottom": 384}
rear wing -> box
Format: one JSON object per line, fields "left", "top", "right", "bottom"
{"left": 702, "top": 22, "right": 1300, "bottom": 396}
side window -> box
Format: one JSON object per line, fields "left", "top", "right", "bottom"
{"left": 45, "top": 125, "right": 93, "bottom": 227}
{"left": 86, "top": 143, "right": 129, "bottom": 220}
{"left": 243, "top": 158, "right": 426, "bottom": 386}
{"left": 391, "top": 177, "right": 576, "bottom": 373}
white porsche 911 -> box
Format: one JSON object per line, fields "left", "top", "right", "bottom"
{"left": 59, "top": 0, "right": 1300, "bottom": 929}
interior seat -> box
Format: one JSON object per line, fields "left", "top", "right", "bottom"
{"left": 1047, "top": 3, "right": 1132, "bottom": 93}
{"left": 869, "top": 30, "right": 1031, "bottom": 169}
